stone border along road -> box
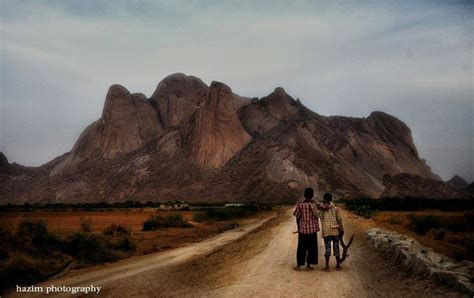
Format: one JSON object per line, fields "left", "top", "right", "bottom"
{"left": 365, "top": 228, "right": 474, "bottom": 295}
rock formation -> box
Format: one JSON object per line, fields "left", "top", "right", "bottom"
{"left": 188, "top": 81, "right": 252, "bottom": 168}
{"left": 51, "top": 85, "right": 163, "bottom": 176}
{"left": 150, "top": 73, "right": 208, "bottom": 129}
{"left": 0, "top": 73, "right": 456, "bottom": 204}
{"left": 381, "top": 173, "right": 466, "bottom": 199}
{"left": 446, "top": 175, "right": 469, "bottom": 191}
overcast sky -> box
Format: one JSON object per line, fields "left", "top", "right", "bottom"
{"left": 0, "top": 1, "right": 472, "bottom": 182}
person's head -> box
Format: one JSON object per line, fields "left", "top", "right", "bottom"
{"left": 304, "top": 188, "right": 314, "bottom": 200}
{"left": 323, "top": 192, "right": 333, "bottom": 203}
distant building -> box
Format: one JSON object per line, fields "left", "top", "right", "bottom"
{"left": 159, "top": 204, "right": 172, "bottom": 210}
{"left": 224, "top": 203, "right": 245, "bottom": 208}
{"left": 159, "top": 203, "right": 190, "bottom": 210}
{"left": 174, "top": 203, "right": 190, "bottom": 210}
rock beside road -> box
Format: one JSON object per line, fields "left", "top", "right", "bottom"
{"left": 366, "top": 228, "right": 474, "bottom": 295}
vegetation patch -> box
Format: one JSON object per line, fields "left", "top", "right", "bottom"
{"left": 407, "top": 214, "right": 441, "bottom": 235}
{"left": 341, "top": 197, "right": 474, "bottom": 212}
{"left": 192, "top": 205, "right": 260, "bottom": 222}
{"left": 387, "top": 216, "right": 402, "bottom": 225}
{"left": 0, "top": 219, "right": 136, "bottom": 293}
{"left": 142, "top": 214, "right": 193, "bottom": 231}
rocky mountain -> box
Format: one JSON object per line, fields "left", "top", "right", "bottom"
{"left": 381, "top": 173, "right": 465, "bottom": 199}
{"left": 446, "top": 175, "right": 469, "bottom": 191}
{"left": 1, "top": 73, "right": 464, "bottom": 204}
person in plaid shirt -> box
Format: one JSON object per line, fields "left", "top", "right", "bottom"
{"left": 317, "top": 192, "right": 344, "bottom": 271}
{"left": 293, "top": 188, "right": 320, "bottom": 271}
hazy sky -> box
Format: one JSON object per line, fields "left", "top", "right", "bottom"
{"left": 0, "top": 1, "right": 472, "bottom": 182}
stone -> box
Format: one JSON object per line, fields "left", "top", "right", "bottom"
{"left": 366, "top": 228, "right": 474, "bottom": 296}
{"left": 426, "top": 251, "right": 443, "bottom": 264}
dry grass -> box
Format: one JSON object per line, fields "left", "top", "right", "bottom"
{"left": 0, "top": 210, "right": 274, "bottom": 255}
{"left": 372, "top": 211, "right": 473, "bottom": 261}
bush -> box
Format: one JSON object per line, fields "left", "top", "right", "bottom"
{"left": 192, "top": 206, "right": 258, "bottom": 222}
{"left": 350, "top": 205, "right": 376, "bottom": 218}
{"left": 387, "top": 216, "right": 402, "bottom": 225}
{"left": 429, "top": 228, "right": 447, "bottom": 240}
{"left": 103, "top": 224, "right": 131, "bottom": 237}
{"left": 64, "top": 232, "right": 113, "bottom": 264}
{"left": 0, "top": 255, "right": 43, "bottom": 290}
{"left": 142, "top": 214, "right": 193, "bottom": 231}
{"left": 79, "top": 217, "right": 92, "bottom": 233}
{"left": 109, "top": 237, "right": 136, "bottom": 252}
{"left": 463, "top": 235, "right": 474, "bottom": 252}
{"left": 340, "top": 197, "right": 474, "bottom": 212}
{"left": 14, "top": 220, "right": 59, "bottom": 255}
{"left": 407, "top": 214, "right": 440, "bottom": 235}
{"left": 464, "top": 210, "right": 474, "bottom": 226}
{"left": 193, "top": 212, "right": 207, "bottom": 223}
{"left": 444, "top": 221, "right": 466, "bottom": 233}
{"left": 0, "top": 228, "right": 12, "bottom": 261}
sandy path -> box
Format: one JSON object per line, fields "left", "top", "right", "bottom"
{"left": 7, "top": 208, "right": 465, "bottom": 297}
{"left": 206, "top": 208, "right": 368, "bottom": 297}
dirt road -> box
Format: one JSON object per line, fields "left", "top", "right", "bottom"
{"left": 8, "top": 208, "right": 465, "bottom": 297}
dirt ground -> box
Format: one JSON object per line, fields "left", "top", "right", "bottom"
{"left": 5, "top": 207, "right": 467, "bottom": 297}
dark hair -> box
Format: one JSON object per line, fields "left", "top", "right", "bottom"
{"left": 304, "top": 188, "right": 314, "bottom": 199}
{"left": 323, "top": 193, "right": 333, "bottom": 202}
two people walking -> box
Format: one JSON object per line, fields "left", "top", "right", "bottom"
{"left": 293, "top": 188, "right": 344, "bottom": 271}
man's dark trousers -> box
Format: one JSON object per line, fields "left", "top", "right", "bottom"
{"left": 296, "top": 233, "right": 318, "bottom": 266}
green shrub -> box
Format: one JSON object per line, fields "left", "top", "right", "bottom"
{"left": 463, "top": 235, "right": 474, "bottom": 252}
{"left": 0, "top": 255, "right": 43, "bottom": 290}
{"left": 430, "top": 228, "right": 447, "bottom": 240}
{"left": 444, "top": 221, "right": 466, "bottom": 233}
{"left": 0, "top": 228, "right": 12, "bottom": 261}
{"left": 387, "top": 216, "right": 402, "bottom": 225}
{"left": 64, "top": 232, "right": 113, "bottom": 264}
{"left": 350, "top": 205, "right": 376, "bottom": 218}
{"left": 193, "top": 212, "right": 206, "bottom": 223}
{"left": 79, "top": 217, "right": 92, "bottom": 233}
{"left": 14, "top": 220, "right": 59, "bottom": 255}
{"left": 191, "top": 206, "right": 258, "bottom": 222}
{"left": 464, "top": 210, "right": 474, "bottom": 226}
{"left": 407, "top": 214, "right": 440, "bottom": 235}
{"left": 103, "top": 224, "right": 131, "bottom": 237}
{"left": 109, "top": 237, "right": 136, "bottom": 252}
{"left": 142, "top": 214, "right": 193, "bottom": 231}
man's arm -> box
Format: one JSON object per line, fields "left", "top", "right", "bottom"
{"left": 293, "top": 205, "right": 300, "bottom": 232}
{"left": 314, "top": 200, "right": 332, "bottom": 211}
{"left": 336, "top": 207, "right": 344, "bottom": 234}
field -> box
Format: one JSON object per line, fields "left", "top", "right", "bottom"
{"left": 0, "top": 209, "right": 273, "bottom": 255}
{"left": 370, "top": 210, "right": 473, "bottom": 261}
{"left": 0, "top": 207, "right": 274, "bottom": 292}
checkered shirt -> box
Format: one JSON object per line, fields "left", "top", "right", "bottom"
{"left": 293, "top": 201, "right": 319, "bottom": 234}
{"left": 317, "top": 203, "right": 343, "bottom": 237}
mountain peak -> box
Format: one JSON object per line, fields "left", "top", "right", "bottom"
{"left": 107, "top": 84, "right": 130, "bottom": 98}
{"left": 150, "top": 73, "right": 208, "bottom": 129}
{"left": 446, "top": 175, "right": 469, "bottom": 190}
